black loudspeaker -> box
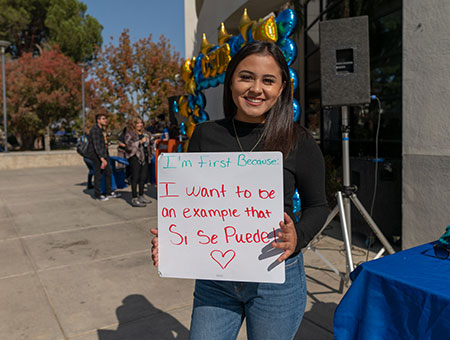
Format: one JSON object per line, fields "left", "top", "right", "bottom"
{"left": 319, "top": 16, "right": 371, "bottom": 107}
{"left": 350, "top": 158, "right": 402, "bottom": 240}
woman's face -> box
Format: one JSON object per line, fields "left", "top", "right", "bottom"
{"left": 230, "top": 53, "right": 285, "bottom": 123}
{"left": 136, "top": 120, "right": 144, "bottom": 131}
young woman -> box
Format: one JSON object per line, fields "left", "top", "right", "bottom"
{"left": 151, "top": 41, "right": 328, "bottom": 339}
{"left": 124, "top": 117, "right": 153, "bottom": 207}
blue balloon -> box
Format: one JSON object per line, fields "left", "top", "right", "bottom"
{"left": 289, "top": 68, "right": 299, "bottom": 92}
{"left": 276, "top": 9, "right": 298, "bottom": 38}
{"left": 208, "top": 76, "right": 220, "bottom": 88}
{"left": 229, "top": 35, "right": 244, "bottom": 56}
{"left": 194, "top": 110, "right": 209, "bottom": 123}
{"left": 217, "top": 72, "right": 226, "bottom": 84}
{"left": 188, "top": 95, "right": 196, "bottom": 111}
{"left": 277, "top": 38, "right": 297, "bottom": 66}
{"left": 247, "top": 26, "right": 254, "bottom": 43}
{"left": 198, "top": 78, "right": 209, "bottom": 90}
{"left": 193, "top": 58, "right": 202, "bottom": 89}
{"left": 293, "top": 98, "right": 301, "bottom": 123}
{"left": 195, "top": 91, "right": 206, "bottom": 109}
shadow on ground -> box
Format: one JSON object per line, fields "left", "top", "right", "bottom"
{"left": 97, "top": 294, "right": 189, "bottom": 340}
{"left": 294, "top": 301, "right": 337, "bottom": 340}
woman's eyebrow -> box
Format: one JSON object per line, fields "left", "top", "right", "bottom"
{"left": 237, "top": 70, "right": 278, "bottom": 79}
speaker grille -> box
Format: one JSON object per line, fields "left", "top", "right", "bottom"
{"left": 319, "top": 16, "right": 371, "bottom": 107}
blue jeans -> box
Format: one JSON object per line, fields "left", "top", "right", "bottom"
{"left": 189, "top": 253, "right": 307, "bottom": 340}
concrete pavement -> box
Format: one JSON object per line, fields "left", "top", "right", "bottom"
{"left": 0, "top": 165, "right": 375, "bottom": 340}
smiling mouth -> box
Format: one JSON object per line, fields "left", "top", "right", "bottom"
{"left": 244, "top": 97, "right": 264, "bottom": 104}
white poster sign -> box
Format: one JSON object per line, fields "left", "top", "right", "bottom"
{"left": 157, "top": 152, "right": 285, "bottom": 283}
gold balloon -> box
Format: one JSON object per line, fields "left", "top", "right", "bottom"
{"left": 201, "top": 55, "right": 211, "bottom": 78}
{"left": 201, "top": 33, "right": 214, "bottom": 55}
{"left": 239, "top": 8, "right": 254, "bottom": 42}
{"left": 178, "top": 96, "right": 189, "bottom": 118}
{"left": 218, "top": 22, "right": 232, "bottom": 46}
{"left": 193, "top": 106, "right": 200, "bottom": 117}
{"left": 181, "top": 59, "right": 193, "bottom": 83}
{"left": 186, "top": 77, "right": 197, "bottom": 96}
{"left": 186, "top": 115, "right": 196, "bottom": 138}
{"left": 208, "top": 52, "right": 218, "bottom": 78}
{"left": 217, "top": 43, "right": 231, "bottom": 74}
{"left": 253, "top": 16, "right": 278, "bottom": 42}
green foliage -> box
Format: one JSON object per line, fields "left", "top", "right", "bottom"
{"left": 0, "top": 0, "right": 102, "bottom": 62}
{"left": 45, "top": 0, "right": 103, "bottom": 62}
{"left": 93, "top": 30, "right": 184, "bottom": 127}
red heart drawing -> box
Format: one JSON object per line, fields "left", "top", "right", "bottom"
{"left": 210, "top": 249, "right": 236, "bottom": 270}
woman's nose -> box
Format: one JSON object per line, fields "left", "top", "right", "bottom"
{"left": 249, "top": 80, "right": 262, "bottom": 94}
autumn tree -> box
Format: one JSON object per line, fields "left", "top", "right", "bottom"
{"left": 0, "top": 0, "right": 102, "bottom": 62}
{"left": 0, "top": 47, "right": 104, "bottom": 150}
{"left": 93, "top": 30, "right": 184, "bottom": 123}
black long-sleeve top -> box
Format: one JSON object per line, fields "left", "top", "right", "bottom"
{"left": 88, "top": 124, "right": 108, "bottom": 160}
{"left": 187, "top": 118, "right": 329, "bottom": 256}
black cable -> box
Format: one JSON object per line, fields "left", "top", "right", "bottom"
{"left": 365, "top": 95, "right": 383, "bottom": 261}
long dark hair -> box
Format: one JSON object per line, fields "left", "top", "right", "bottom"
{"left": 223, "top": 41, "right": 299, "bottom": 158}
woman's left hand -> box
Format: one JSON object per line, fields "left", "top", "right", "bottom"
{"left": 272, "top": 212, "right": 298, "bottom": 263}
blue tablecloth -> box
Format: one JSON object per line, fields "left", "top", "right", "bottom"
{"left": 334, "top": 242, "right": 450, "bottom": 339}
{"left": 109, "top": 156, "right": 129, "bottom": 189}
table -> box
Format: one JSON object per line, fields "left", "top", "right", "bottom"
{"left": 334, "top": 242, "right": 450, "bottom": 339}
{"left": 84, "top": 156, "right": 129, "bottom": 192}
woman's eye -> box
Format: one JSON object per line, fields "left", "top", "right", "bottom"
{"left": 240, "top": 74, "right": 252, "bottom": 81}
{"left": 263, "top": 78, "right": 275, "bottom": 84}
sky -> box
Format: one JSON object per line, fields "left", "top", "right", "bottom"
{"left": 82, "top": 0, "right": 185, "bottom": 57}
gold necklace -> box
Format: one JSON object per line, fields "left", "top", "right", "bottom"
{"left": 232, "top": 118, "right": 264, "bottom": 152}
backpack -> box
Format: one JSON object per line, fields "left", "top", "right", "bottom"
{"left": 76, "top": 136, "right": 90, "bottom": 158}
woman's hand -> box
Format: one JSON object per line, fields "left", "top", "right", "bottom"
{"left": 140, "top": 137, "right": 148, "bottom": 144}
{"left": 272, "top": 212, "right": 298, "bottom": 263}
{"left": 150, "top": 228, "right": 159, "bottom": 266}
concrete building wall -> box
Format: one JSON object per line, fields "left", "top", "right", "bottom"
{"left": 402, "top": 1, "right": 450, "bottom": 248}
{"left": 184, "top": 0, "right": 198, "bottom": 59}
{"left": 0, "top": 151, "right": 84, "bottom": 170}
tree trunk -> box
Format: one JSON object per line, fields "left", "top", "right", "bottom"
{"left": 19, "top": 134, "right": 34, "bottom": 150}
{"left": 344, "top": 0, "right": 350, "bottom": 17}
{"left": 44, "top": 125, "right": 51, "bottom": 151}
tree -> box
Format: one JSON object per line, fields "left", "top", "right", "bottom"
{"left": 0, "top": 0, "right": 102, "bottom": 62}
{"left": 93, "top": 30, "right": 184, "bottom": 124}
{"left": 0, "top": 47, "right": 104, "bottom": 150}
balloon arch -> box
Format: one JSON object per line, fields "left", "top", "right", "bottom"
{"left": 174, "top": 8, "right": 300, "bottom": 138}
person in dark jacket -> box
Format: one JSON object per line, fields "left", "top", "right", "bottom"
{"left": 88, "top": 114, "right": 121, "bottom": 201}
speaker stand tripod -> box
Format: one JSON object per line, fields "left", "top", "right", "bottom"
{"left": 306, "top": 106, "right": 396, "bottom": 286}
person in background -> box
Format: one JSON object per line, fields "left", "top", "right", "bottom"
{"left": 88, "top": 114, "right": 121, "bottom": 201}
{"left": 161, "top": 125, "right": 170, "bottom": 141}
{"left": 150, "top": 41, "right": 328, "bottom": 340}
{"left": 146, "top": 118, "right": 158, "bottom": 134}
{"left": 124, "top": 117, "right": 153, "bottom": 207}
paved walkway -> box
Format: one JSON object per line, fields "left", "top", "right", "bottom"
{"left": 0, "top": 165, "right": 374, "bottom": 340}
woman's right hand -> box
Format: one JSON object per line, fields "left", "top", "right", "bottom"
{"left": 150, "top": 228, "right": 159, "bottom": 266}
